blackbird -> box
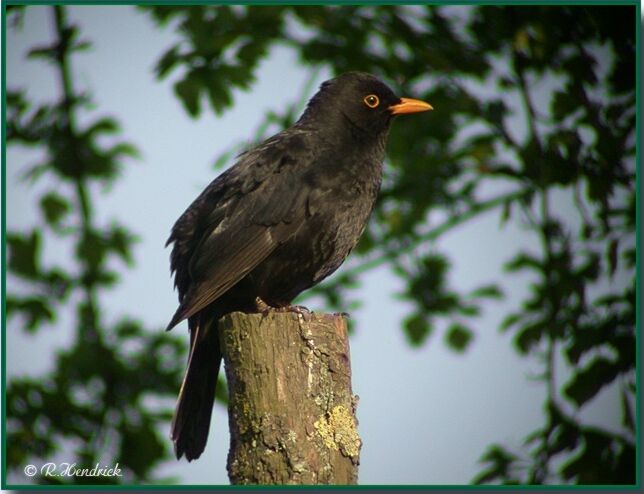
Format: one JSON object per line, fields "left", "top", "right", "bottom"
{"left": 166, "top": 71, "right": 432, "bottom": 461}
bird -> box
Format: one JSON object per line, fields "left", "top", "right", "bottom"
{"left": 166, "top": 71, "right": 432, "bottom": 461}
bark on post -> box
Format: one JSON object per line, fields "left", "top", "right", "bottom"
{"left": 219, "top": 311, "right": 361, "bottom": 485}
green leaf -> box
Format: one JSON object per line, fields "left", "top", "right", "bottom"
{"left": 43, "top": 268, "right": 73, "bottom": 300}
{"left": 236, "top": 39, "right": 267, "bottom": 65}
{"left": 621, "top": 386, "right": 634, "bottom": 432}
{"left": 500, "top": 312, "right": 522, "bottom": 332}
{"left": 155, "top": 45, "right": 181, "bottom": 78}
{"left": 27, "top": 44, "right": 57, "bottom": 61}
{"left": 470, "top": 284, "right": 503, "bottom": 300}
{"left": 8, "top": 230, "right": 42, "bottom": 279}
{"left": 445, "top": 323, "right": 473, "bottom": 352}
{"left": 607, "top": 238, "right": 619, "bottom": 278}
{"left": 107, "top": 141, "right": 140, "bottom": 160}
{"left": 576, "top": 251, "right": 601, "bottom": 282}
{"left": 457, "top": 304, "right": 480, "bottom": 317}
{"left": 473, "top": 444, "right": 519, "bottom": 484}
{"left": 206, "top": 76, "right": 233, "bottom": 115}
{"left": 6, "top": 89, "right": 30, "bottom": 116}
{"left": 500, "top": 198, "right": 513, "bottom": 225}
{"left": 514, "top": 320, "right": 546, "bottom": 354}
{"left": 564, "top": 357, "right": 621, "bottom": 407}
{"left": 6, "top": 295, "right": 55, "bottom": 332}
{"left": 560, "top": 428, "right": 633, "bottom": 484}
{"left": 71, "top": 40, "right": 92, "bottom": 53}
{"left": 483, "top": 100, "right": 507, "bottom": 127}
{"left": 213, "top": 148, "right": 236, "bottom": 170}
{"left": 40, "top": 192, "right": 71, "bottom": 227}
{"left": 504, "top": 251, "right": 543, "bottom": 273}
{"left": 84, "top": 117, "right": 119, "bottom": 138}
{"left": 115, "top": 320, "right": 143, "bottom": 338}
{"left": 467, "top": 134, "right": 495, "bottom": 165}
{"left": 404, "top": 313, "right": 432, "bottom": 347}
{"left": 174, "top": 76, "right": 202, "bottom": 117}
{"left": 76, "top": 230, "right": 106, "bottom": 269}
{"left": 551, "top": 89, "right": 580, "bottom": 122}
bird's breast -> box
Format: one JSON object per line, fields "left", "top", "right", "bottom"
{"left": 243, "top": 146, "right": 384, "bottom": 305}
{"left": 260, "top": 157, "right": 382, "bottom": 299}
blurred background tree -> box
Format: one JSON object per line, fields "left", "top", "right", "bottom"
{"left": 5, "top": 5, "right": 186, "bottom": 483}
{"left": 5, "top": 4, "right": 636, "bottom": 485}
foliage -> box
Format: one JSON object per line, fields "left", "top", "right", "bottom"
{"left": 6, "top": 4, "right": 635, "bottom": 486}
{"left": 5, "top": 6, "right": 185, "bottom": 484}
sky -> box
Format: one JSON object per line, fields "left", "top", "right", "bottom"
{"left": 3, "top": 5, "right": 630, "bottom": 486}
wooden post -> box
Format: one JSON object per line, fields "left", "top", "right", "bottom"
{"left": 219, "top": 311, "right": 361, "bottom": 485}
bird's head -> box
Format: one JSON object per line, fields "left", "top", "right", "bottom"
{"left": 299, "top": 72, "right": 432, "bottom": 138}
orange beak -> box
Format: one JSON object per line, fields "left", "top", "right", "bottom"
{"left": 388, "top": 97, "right": 433, "bottom": 115}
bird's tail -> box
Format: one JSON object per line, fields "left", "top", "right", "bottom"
{"left": 171, "top": 313, "right": 222, "bottom": 461}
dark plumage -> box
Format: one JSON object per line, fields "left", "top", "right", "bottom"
{"left": 166, "top": 71, "right": 432, "bottom": 461}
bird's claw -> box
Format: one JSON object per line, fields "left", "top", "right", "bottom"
{"left": 254, "top": 298, "right": 312, "bottom": 319}
{"left": 275, "top": 304, "right": 313, "bottom": 321}
{"left": 279, "top": 305, "right": 312, "bottom": 315}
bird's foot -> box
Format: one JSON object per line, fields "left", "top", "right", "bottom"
{"left": 274, "top": 304, "right": 313, "bottom": 322}
{"left": 254, "top": 297, "right": 274, "bottom": 313}
{"left": 333, "top": 311, "right": 351, "bottom": 318}
{"left": 254, "top": 298, "right": 312, "bottom": 320}
{"left": 255, "top": 298, "right": 282, "bottom": 322}
{"left": 276, "top": 304, "right": 312, "bottom": 316}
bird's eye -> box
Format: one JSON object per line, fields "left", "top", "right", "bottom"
{"left": 363, "top": 94, "right": 380, "bottom": 109}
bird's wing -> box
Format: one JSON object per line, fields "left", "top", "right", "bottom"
{"left": 167, "top": 167, "right": 236, "bottom": 299}
{"left": 166, "top": 131, "right": 313, "bottom": 329}
{"left": 169, "top": 226, "right": 277, "bottom": 326}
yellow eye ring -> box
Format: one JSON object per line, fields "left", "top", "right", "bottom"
{"left": 363, "top": 94, "right": 380, "bottom": 108}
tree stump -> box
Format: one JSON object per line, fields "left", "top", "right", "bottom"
{"left": 219, "top": 311, "right": 361, "bottom": 485}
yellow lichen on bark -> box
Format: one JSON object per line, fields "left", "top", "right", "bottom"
{"left": 314, "top": 405, "right": 361, "bottom": 459}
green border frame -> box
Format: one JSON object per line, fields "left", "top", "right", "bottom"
{"left": 1, "top": 0, "right": 641, "bottom": 490}
{"left": 1, "top": 3, "right": 6, "bottom": 491}
{"left": 1, "top": 0, "right": 641, "bottom": 6}
{"left": 635, "top": 0, "right": 641, "bottom": 488}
